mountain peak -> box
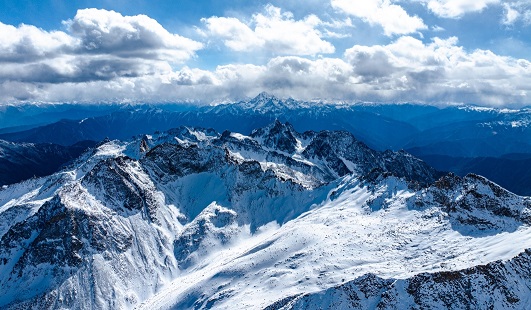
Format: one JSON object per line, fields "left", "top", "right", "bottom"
{"left": 250, "top": 120, "right": 298, "bottom": 153}
{"left": 253, "top": 91, "right": 277, "bottom": 101}
{"left": 251, "top": 119, "right": 295, "bottom": 134}
{"left": 247, "top": 92, "right": 281, "bottom": 106}
{"left": 240, "top": 92, "right": 301, "bottom": 112}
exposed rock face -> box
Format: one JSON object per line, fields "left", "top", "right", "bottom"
{"left": 266, "top": 249, "right": 531, "bottom": 310}
{"left": 0, "top": 145, "right": 179, "bottom": 309}
{"left": 251, "top": 120, "right": 299, "bottom": 154}
{"left": 249, "top": 121, "right": 441, "bottom": 185}
{"left": 0, "top": 184, "right": 138, "bottom": 309}
{"left": 412, "top": 173, "right": 531, "bottom": 235}
{"left": 143, "top": 143, "right": 223, "bottom": 178}
{"left": 174, "top": 203, "right": 239, "bottom": 269}
{"left": 82, "top": 156, "right": 160, "bottom": 220}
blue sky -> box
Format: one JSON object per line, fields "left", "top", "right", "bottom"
{"left": 0, "top": 0, "right": 530, "bottom": 106}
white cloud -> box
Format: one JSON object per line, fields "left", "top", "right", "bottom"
{"left": 501, "top": 1, "right": 531, "bottom": 25}
{"left": 503, "top": 3, "right": 521, "bottom": 25}
{"left": 65, "top": 8, "right": 203, "bottom": 62}
{"left": 201, "top": 17, "right": 264, "bottom": 51}
{"left": 3, "top": 36, "right": 530, "bottom": 107}
{"left": 0, "top": 22, "right": 77, "bottom": 62}
{"left": 0, "top": 9, "right": 202, "bottom": 84}
{"left": 331, "top": 0, "right": 427, "bottom": 36}
{"left": 202, "top": 5, "right": 335, "bottom": 55}
{"left": 343, "top": 36, "right": 531, "bottom": 105}
{"left": 423, "top": 0, "right": 500, "bottom": 18}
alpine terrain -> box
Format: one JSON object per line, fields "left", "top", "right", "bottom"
{"left": 2, "top": 94, "right": 531, "bottom": 195}
{"left": 1, "top": 120, "right": 531, "bottom": 309}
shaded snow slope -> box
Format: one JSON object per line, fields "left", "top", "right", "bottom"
{"left": 137, "top": 175, "right": 531, "bottom": 310}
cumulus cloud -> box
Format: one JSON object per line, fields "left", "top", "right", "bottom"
{"left": 2, "top": 36, "right": 530, "bottom": 107}
{"left": 422, "top": 0, "right": 500, "bottom": 18}
{"left": 344, "top": 36, "right": 531, "bottom": 105}
{"left": 202, "top": 4, "right": 335, "bottom": 55}
{"left": 331, "top": 0, "right": 427, "bottom": 36}
{"left": 66, "top": 8, "right": 202, "bottom": 61}
{"left": 0, "top": 9, "right": 202, "bottom": 84}
{"left": 201, "top": 17, "right": 264, "bottom": 51}
{"left": 0, "top": 22, "right": 76, "bottom": 63}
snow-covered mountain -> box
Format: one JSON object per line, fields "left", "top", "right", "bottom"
{"left": 5, "top": 93, "right": 531, "bottom": 156}
{"left": 1, "top": 122, "right": 531, "bottom": 309}
{"left": 2, "top": 93, "right": 531, "bottom": 196}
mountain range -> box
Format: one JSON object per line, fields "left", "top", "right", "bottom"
{"left": 0, "top": 140, "right": 96, "bottom": 186}
{"left": 1, "top": 119, "right": 531, "bottom": 309}
{"left": 1, "top": 93, "right": 530, "bottom": 195}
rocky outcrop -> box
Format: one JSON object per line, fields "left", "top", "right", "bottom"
{"left": 267, "top": 249, "right": 531, "bottom": 310}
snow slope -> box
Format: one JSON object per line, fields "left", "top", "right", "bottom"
{"left": 137, "top": 175, "right": 531, "bottom": 309}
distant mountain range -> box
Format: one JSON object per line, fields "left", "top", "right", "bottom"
{"left": 0, "top": 140, "right": 96, "bottom": 186}
{"left": 1, "top": 93, "right": 530, "bottom": 194}
{"left": 1, "top": 121, "right": 531, "bottom": 309}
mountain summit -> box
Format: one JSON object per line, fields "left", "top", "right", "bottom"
{"left": 239, "top": 92, "right": 303, "bottom": 112}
